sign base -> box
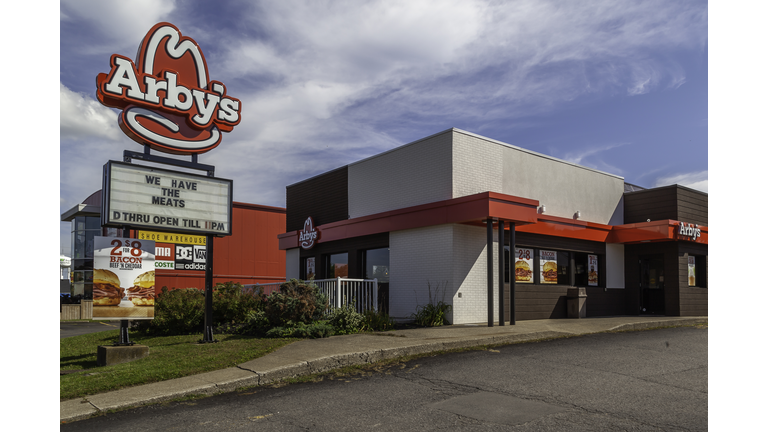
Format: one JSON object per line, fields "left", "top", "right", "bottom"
{"left": 97, "top": 345, "right": 149, "bottom": 367}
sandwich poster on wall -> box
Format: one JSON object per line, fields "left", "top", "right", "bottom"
{"left": 514, "top": 248, "right": 534, "bottom": 283}
{"left": 688, "top": 256, "right": 696, "bottom": 286}
{"left": 540, "top": 250, "right": 558, "bottom": 284}
{"left": 306, "top": 257, "right": 316, "bottom": 279}
{"left": 588, "top": 254, "right": 599, "bottom": 286}
{"left": 93, "top": 236, "right": 156, "bottom": 319}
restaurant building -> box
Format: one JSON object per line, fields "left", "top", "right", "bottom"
{"left": 61, "top": 190, "right": 287, "bottom": 298}
{"left": 278, "top": 128, "right": 707, "bottom": 324}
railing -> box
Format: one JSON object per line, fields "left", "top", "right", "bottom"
{"left": 244, "top": 278, "right": 379, "bottom": 313}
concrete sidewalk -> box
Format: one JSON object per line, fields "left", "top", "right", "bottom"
{"left": 60, "top": 316, "right": 707, "bottom": 423}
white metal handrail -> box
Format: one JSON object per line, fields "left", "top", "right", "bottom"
{"left": 244, "top": 278, "right": 379, "bottom": 313}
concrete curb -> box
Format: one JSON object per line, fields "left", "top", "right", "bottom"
{"left": 608, "top": 317, "right": 708, "bottom": 332}
{"left": 60, "top": 318, "right": 706, "bottom": 423}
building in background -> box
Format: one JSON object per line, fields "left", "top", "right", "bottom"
{"left": 279, "top": 128, "right": 707, "bottom": 323}
{"left": 61, "top": 190, "right": 286, "bottom": 298}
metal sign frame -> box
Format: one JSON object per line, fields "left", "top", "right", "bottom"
{"left": 101, "top": 158, "right": 233, "bottom": 237}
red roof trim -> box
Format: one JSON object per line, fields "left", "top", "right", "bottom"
{"left": 279, "top": 193, "right": 709, "bottom": 249}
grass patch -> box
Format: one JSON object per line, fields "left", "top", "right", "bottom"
{"left": 60, "top": 329, "right": 297, "bottom": 401}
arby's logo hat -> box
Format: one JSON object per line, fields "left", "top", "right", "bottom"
{"left": 96, "top": 22, "right": 241, "bottom": 155}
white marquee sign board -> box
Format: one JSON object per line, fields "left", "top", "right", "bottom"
{"left": 102, "top": 161, "right": 232, "bottom": 236}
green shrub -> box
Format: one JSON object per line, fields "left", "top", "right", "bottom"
{"left": 134, "top": 287, "right": 205, "bottom": 335}
{"left": 412, "top": 281, "right": 452, "bottom": 327}
{"left": 213, "top": 282, "right": 265, "bottom": 324}
{"left": 238, "top": 309, "right": 270, "bottom": 336}
{"left": 361, "top": 309, "right": 395, "bottom": 332}
{"left": 327, "top": 303, "right": 365, "bottom": 335}
{"left": 265, "top": 322, "right": 334, "bottom": 338}
{"left": 264, "top": 279, "right": 328, "bottom": 327}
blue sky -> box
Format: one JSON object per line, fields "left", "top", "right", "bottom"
{"left": 59, "top": 0, "right": 708, "bottom": 254}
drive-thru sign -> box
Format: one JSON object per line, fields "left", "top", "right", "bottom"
{"left": 96, "top": 22, "right": 242, "bottom": 344}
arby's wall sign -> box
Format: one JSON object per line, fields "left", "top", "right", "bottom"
{"left": 299, "top": 217, "right": 319, "bottom": 250}
{"left": 96, "top": 22, "right": 242, "bottom": 155}
{"left": 677, "top": 222, "right": 702, "bottom": 242}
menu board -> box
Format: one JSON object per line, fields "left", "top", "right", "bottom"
{"left": 688, "top": 256, "right": 696, "bottom": 286}
{"left": 588, "top": 254, "right": 599, "bottom": 286}
{"left": 93, "top": 237, "right": 156, "bottom": 320}
{"left": 514, "top": 248, "right": 534, "bottom": 283}
{"left": 540, "top": 250, "right": 557, "bottom": 284}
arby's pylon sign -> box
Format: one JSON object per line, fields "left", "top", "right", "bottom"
{"left": 96, "top": 22, "right": 241, "bottom": 155}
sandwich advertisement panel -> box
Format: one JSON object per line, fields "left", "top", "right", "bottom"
{"left": 93, "top": 236, "right": 156, "bottom": 320}
{"left": 514, "top": 248, "right": 534, "bottom": 283}
{"left": 540, "top": 250, "right": 558, "bottom": 284}
{"left": 588, "top": 254, "right": 599, "bottom": 286}
{"left": 688, "top": 256, "right": 696, "bottom": 286}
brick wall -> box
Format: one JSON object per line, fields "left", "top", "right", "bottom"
{"left": 451, "top": 224, "right": 500, "bottom": 324}
{"left": 452, "top": 132, "right": 504, "bottom": 198}
{"left": 389, "top": 225, "right": 455, "bottom": 320}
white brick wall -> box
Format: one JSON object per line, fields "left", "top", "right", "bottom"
{"left": 453, "top": 129, "right": 625, "bottom": 225}
{"left": 452, "top": 132, "right": 504, "bottom": 198}
{"left": 451, "top": 224, "right": 500, "bottom": 324}
{"left": 389, "top": 225, "right": 454, "bottom": 320}
{"left": 348, "top": 130, "right": 453, "bottom": 218}
{"left": 390, "top": 223, "right": 502, "bottom": 325}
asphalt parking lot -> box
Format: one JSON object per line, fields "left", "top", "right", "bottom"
{"left": 60, "top": 321, "right": 122, "bottom": 339}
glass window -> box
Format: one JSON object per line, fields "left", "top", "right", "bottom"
{"left": 72, "top": 271, "right": 84, "bottom": 283}
{"left": 75, "top": 216, "right": 86, "bottom": 232}
{"left": 364, "top": 248, "right": 389, "bottom": 283}
{"left": 556, "top": 251, "right": 570, "bottom": 285}
{"left": 73, "top": 259, "right": 92, "bottom": 271}
{"left": 85, "top": 231, "right": 96, "bottom": 258}
{"left": 73, "top": 232, "right": 86, "bottom": 259}
{"left": 574, "top": 252, "right": 588, "bottom": 286}
{"left": 688, "top": 255, "right": 707, "bottom": 288}
{"left": 304, "top": 257, "right": 316, "bottom": 280}
{"left": 86, "top": 216, "right": 101, "bottom": 230}
{"left": 327, "top": 253, "right": 348, "bottom": 278}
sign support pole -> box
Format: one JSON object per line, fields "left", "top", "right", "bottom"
{"left": 487, "top": 219, "right": 494, "bottom": 327}
{"left": 509, "top": 224, "right": 516, "bottom": 325}
{"left": 498, "top": 220, "right": 505, "bottom": 326}
{"left": 201, "top": 233, "right": 217, "bottom": 343}
{"left": 116, "top": 226, "right": 134, "bottom": 346}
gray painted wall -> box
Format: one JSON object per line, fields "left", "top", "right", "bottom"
{"left": 453, "top": 130, "right": 625, "bottom": 225}
{"left": 348, "top": 128, "right": 625, "bottom": 226}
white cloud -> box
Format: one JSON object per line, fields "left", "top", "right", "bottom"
{"left": 60, "top": 83, "right": 120, "bottom": 141}
{"left": 60, "top": 0, "right": 176, "bottom": 52}
{"left": 214, "top": 0, "right": 706, "bottom": 138}
{"left": 655, "top": 170, "right": 708, "bottom": 193}
{"left": 560, "top": 142, "right": 629, "bottom": 174}
{"left": 57, "top": 0, "right": 709, "bottom": 256}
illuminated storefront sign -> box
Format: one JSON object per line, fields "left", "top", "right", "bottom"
{"left": 678, "top": 222, "right": 701, "bottom": 242}
{"left": 96, "top": 22, "right": 242, "bottom": 155}
{"left": 299, "top": 217, "right": 320, "bottom": 250}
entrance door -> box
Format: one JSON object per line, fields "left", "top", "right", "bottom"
{"left": 639, "top": 255, "right": 665, "bottom": 315}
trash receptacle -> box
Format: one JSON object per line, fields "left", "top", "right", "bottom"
{"left": 567, "top": 287, "right": 587, "bottom": 318}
